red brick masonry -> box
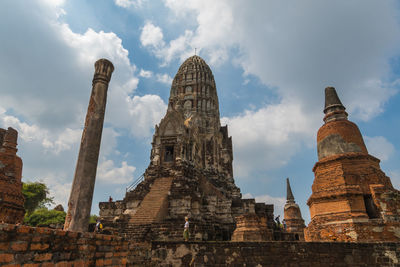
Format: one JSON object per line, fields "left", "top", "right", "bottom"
{"left": 1, "top": 223, "right": 400, "bottom": 266}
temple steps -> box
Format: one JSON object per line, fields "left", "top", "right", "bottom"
{"left": 128, "top": 177, "right": 173, "bottom": 224}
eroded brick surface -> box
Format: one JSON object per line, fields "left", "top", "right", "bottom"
{"left": 0, "top": 223, "right": 151, "bottom": 266}
{"left": 0, "top": 127, "right": 25, "bottom": 224}
{"left": 99, "top": 55, "right": 283, "bottom": 242}
{"left": 1, "top": 224, "right": 399, "bottom": 266}
{"left": 305, "top": 87, "right": 400, "bottom": 242}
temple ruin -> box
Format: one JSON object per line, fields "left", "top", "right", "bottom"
{"left": 99, "top": 55, "right": 289, "bottom": 241}
{"left": 0, "top": 127, "right": 25, "bottom": 224}
{"left": 283, "top": 178, "right": 305, "bottom": 240}
{"left": 65, "top": 59, "right": 114, "bottom": 232}
{"left": 305, "top": 87, "right": 400, "bottom": 242}
{"left": 1, "top": 58, "right": 400, "bottom": 266}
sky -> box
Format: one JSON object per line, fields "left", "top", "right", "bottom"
{"left": 1, "top": 0, "right": 400, "bottom": 222}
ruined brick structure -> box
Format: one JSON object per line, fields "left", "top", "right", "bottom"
{"left": 283, "top": 178, "right": 305, "bottom": 240}
{"left": 305, "top": 87, "right": 400, "bottom": 242}
{"left": 0, "top": 127, "right": 24, "bottom": 224}
{"left": 1, "top": 223, "right": 399, "bottom": 266}
{"left": 99, "top": 55, "right": 278, "bottom": 241}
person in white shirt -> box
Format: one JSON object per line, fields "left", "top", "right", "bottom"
{"left": 183, "top": 216, "right": 189, "bottom": 241}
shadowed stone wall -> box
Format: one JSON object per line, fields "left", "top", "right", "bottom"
{"left": 1, "top": 223, "right": 399, "bottom": 266}
{"left": 151, "top": 241, "right": 400, "bottom": 267}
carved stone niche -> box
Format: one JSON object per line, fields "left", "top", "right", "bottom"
{"left": 161, "top": 137, "right": 177, "bottom": 165}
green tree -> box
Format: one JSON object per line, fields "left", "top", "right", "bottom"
{"left": 24, "top": 208, "right": 66, "bottom": 227}
{"left": 89, "top": 214, "right": 98, "bottom": 224}
{"left": 22, "top": 182, "right": 54, "bottom": 215}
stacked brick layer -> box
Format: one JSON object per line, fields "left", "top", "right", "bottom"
{"left": 284, "top": 203, "right": 305, "bottom": 240}
{"left": 306, "top": 153, "right": 400, "bottom": 241}
{"left": 306, "top": 87, "right": 400, "bottom": 242}
{"left": 100, "top": 162, "right": 278, "bottom": 241}
{"left": 128, "top": 177, "right": 173, "bottom": 224}
{"left": 0, "top": 223, "right": 150, "bottom": 266}
{"left": 0, "top": 128, "right": 24, "bottom": 224}
{"left": 1, "top": 224, "right": 400, "bottom": 266}
{"left": 151, "top": 241, "right": 400, "bottom": 266}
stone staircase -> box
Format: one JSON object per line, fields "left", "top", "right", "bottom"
{"left": 128, "top": 177, "right": 173, "bottom": 224}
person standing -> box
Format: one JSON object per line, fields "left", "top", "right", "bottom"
{"left": 183, "top": 216, "right": 189, "bottom": 241}
{"left": 95, "top": 220, "right": 103, "bottom": 233}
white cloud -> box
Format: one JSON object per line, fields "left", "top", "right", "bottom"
{"left": 156, "top": 73, "right": 173, "bottom": 85}
{"left": 140, "top": 69, "right": 172, "bottom": 85}
{"left": 139, "top": 69, "right": 153, "bottom": 78}
{"left": 389, "top": 170, "right": 400, "bottom": 190}
{"left": 158, "top": 0, "right": 400, "bottom": 119}
{"left": 148, "top": 0, "right": 400, "bottom": 180}
{"left": 365, "top": 136, "right": 395, "bottom": 161}
{"left": 0, "top": 1, "right": 167, "bottom": 138}
{"left": 140, "top": 21, "right": 165, "bottom": 48}
{"left": 114, "top": 0, "right": 145, "bottom": 9}
{"left": 0, "top": 0, "right": 168, "bottom": 211}
{"left": 0, "top": 110, "right": 81, "bottom": 155}
{"left": 39, "top": 174, "right": 72, "bottom": 208}
{"left": 97, "top": 160, "right": 135, "bottom": 184}
{"left": 140, "top": 21, "right": 195, "bottom": 65}
{"left": 125, "top": 95, "right": 167, "bottom": 137}
{"left": 222, "top": 101, "right": 318, "bottom": 177}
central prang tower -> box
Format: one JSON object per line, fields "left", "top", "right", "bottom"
{"left": 99, "top": 55, "right": 278, "bottom": 241}
{"left": 149, "top": 55, "right": 235, "bottom": 186}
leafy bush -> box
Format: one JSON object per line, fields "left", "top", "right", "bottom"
{"left": 22, "top": 182, "right": 54, "bottom": 215}
{"left": 24, "top": 208, "right": 66, "bottom": 227}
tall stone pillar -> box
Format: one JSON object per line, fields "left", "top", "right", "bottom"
{"left": 64, "top": 59, "right": 114, "bottom": 232}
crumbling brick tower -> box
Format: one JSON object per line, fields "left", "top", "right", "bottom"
{"left": 100, "top": 55, "right": 276, "bottom": 241}
{"left": 304, "top": 87, "right": 400, "bottom": 242}
{"left": 0, "top": 127, "right": 25, "bottom": 223}
{"left": 283, "top": 178, "right": 305, "bottom": 240}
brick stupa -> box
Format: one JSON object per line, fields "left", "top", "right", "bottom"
{"left": 0, "top": 127, "right": 25, "bottom": 223}
{"left": 304, "top": 87, "right": 400, "bottom": 242}
{"left": 283, "top": 178, "right": 305, "bottom": 240}
{"left": 99, "top": 55, "right": 287, "bottom": 241}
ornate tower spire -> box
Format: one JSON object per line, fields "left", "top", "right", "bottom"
{"left": 284, "top": 177, "right": 305, "bottom": 240}
{"left": 317, "top": 87, "right": 367, "bottom": 161}
{"left": 286, "top": 177, "right": 294, "bottom": 203}
{"left": 324, "top": 87, "right": 348, "bottom": 123}
{"left": 169, "top": 55, "right": 220, "bottom": 125}
{"left": 149, "top": 55, "right": 234, "bottom": 180}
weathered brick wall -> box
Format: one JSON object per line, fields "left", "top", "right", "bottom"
{"left": 0, "top": 127, "right": 25, "bottom": 224}
{"left": 151, "top": 241, "right": 400, "bottom": 267}
{"left": 2, "top": 223, "right": 400, "bottom": 266}
{"left": 0, "top": 223, "right": 151, "bottom": 266}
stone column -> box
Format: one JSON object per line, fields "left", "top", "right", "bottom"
{"left": 64, "top": 59, "right": 114, "bottom": 232}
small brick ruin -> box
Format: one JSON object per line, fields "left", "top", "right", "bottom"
{"left": 0, "top": 127, "right": 24, "bottom": 224}
{"left": 99, "top": 55, "right": 290, "bottom": 241}
{"left": 283, "top": 178, "right": 305, "bottom": 240}
{"left": 305, "top": 87, "right": 400, "bottom": 242}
